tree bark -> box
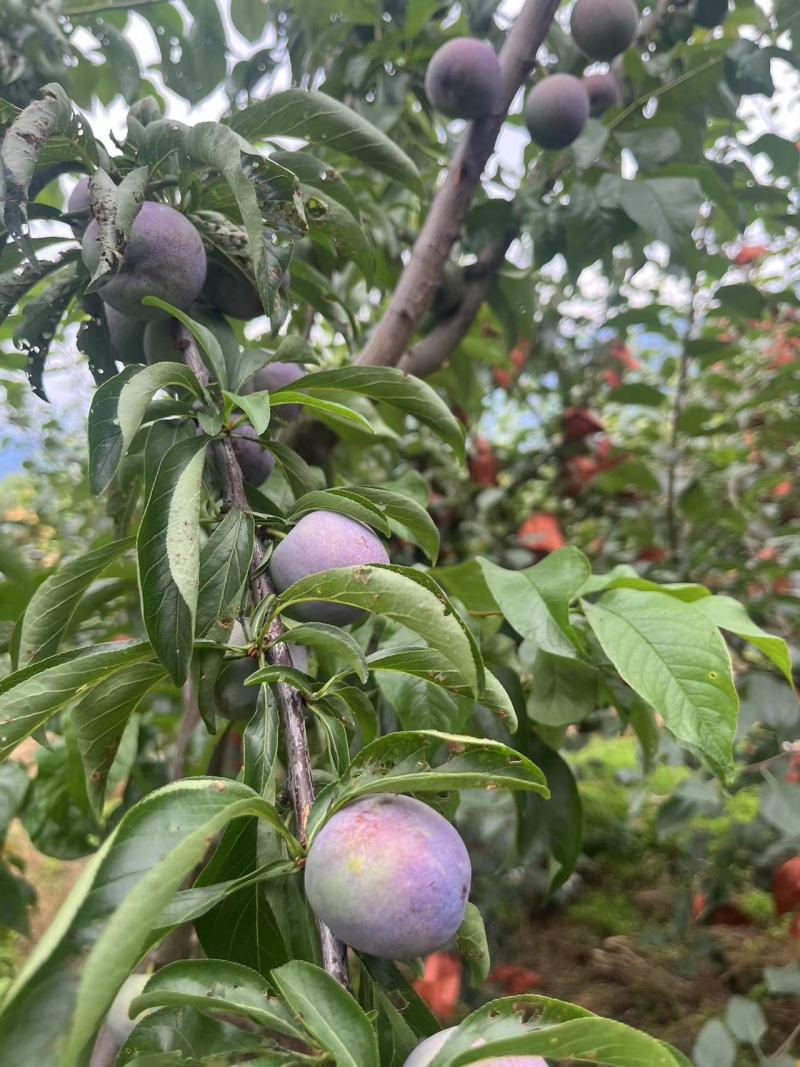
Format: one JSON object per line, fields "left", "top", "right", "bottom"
{"left": 357, "top": 0, "right": 561, "bottom": 368}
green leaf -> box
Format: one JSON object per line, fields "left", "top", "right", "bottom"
{"left": 265, "top": 623, "right": 368, "bottom": 683}
{"left": 226, "top": 89, "right": 421, "bottom": 193}
{"left": 582, "top": 589, "right": 739, "bottom": 780}
{"left": 608, "top": 383, "right": 667, "bottom": 407}
{"left": 455, "top": 903, "right": 490, "bottom": 986}
{"left": 73, "top": 661, "right": 165, "bottom": 816}
{"left": 143, "top": 296, "right": 229, "bottom": 387}
{"left": 289, "top": 367, "right": 465, "bottom": 459}
{"left": 724, "top": 997, "right": 766, "bottom": 1045}
{"left": 308, "top": 731, "right": 548, "bottom": 839}
{"left": 724, "top": 39, "right": 774, "bottom": 97}
{"left": 527, "top": 651, "right": 598, "bottom": 726}
{"left": 265, "top": 440, "right": 326, "bottom": 496}
{"left": 287, "top": 489, "right": 391, "bottom": 535}
{"left": 271, "top": 960, "right": 380, "bottom": 1067}
{"left": 84, "top": 167, "right": 148, "bottom": 291}
{"left": 156, "top": 859, "right": 298, "bottom": 930}
{"left": 0, "top": 641, "right": 152, "bottom": 762}
{"left": 88, "top": 363, "right": 204, "bottom": 493}
{"left": 275, "top": 564, "right": 482, "bottom": 693}
{"left": 695, "top": 595, "right": 793, "bottom": 687}
{"left": 426, "top": 995, "right": 690, "bottom": 1066}
{"left": 349, "top": 485, "right": 440, "bottom": 564}
{"left": 270, "top": 388, "right": 377, "bottom": 433}
{"left": 477, "top": 557, "right": 581, "bottom": 659}
{"left": 116, "top": 1006, "right": 271, "bottom": 1064}
{"left": 130, "top": 959, "right": 307, "bottom": 1040}
{"left": 196, "top": 508, "right": 255, "bottom": 636}
{"left": 615, "top": 176, "right": 704, "bottom": 255}
{"left": 137, "top": 436, "right": 209, "bottom": 685}
{"left": 430, "top": 560, "right": 498, "bottom": 614}
{"left": 15, "top": 538, "right": 134, "bottom": 668}
{"left": 692, "top": 1019, "right": 736, "bottom": 1067}
{"left": 224, "top": 388, "right": 271, "bottom": 435}
{"left": 715, "top": 283, "right": 767, "bottom": 320}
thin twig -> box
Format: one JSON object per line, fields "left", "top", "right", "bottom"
{"left": 358, "top": 0, "right": 561, "bottom": 368}
{"left": 178, "top": 326, "right": 350, "bottom": 988}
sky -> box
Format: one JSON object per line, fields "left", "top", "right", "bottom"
{"left": 0, "top": 0, "right": 797, "bottom": 479}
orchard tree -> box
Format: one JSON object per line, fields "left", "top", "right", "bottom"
{"left": 0, "top": 0, "right": 797, "bottom": 1065}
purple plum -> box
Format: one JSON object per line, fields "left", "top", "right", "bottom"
{"left": 304, "top": 795, "right": 471, "bottom": 959}
{"left": 404, "top": 1027, "right": 548, "bottom": 1067}
{"left": 246, "top": 360, "right": 306, "bottom": 421}
{"left": 425, "top": 38, "right": 502, "bottom": 120}
{"left": 583, "top": 72, "right": 621, "bottom": 116}
{"left": 570, "top": 0, "right": 639, "bottom": 61}
{"left": 269, "top": 510, "right": 389, "bottom": 625}
{"left": 203, "top": 258, "right": 263, "bottom": 320}
{"left": 81, "top": 201, "right": 207, "bottom": 320}
{"left": 524, "top": 74, "right": 589, "bottom": 150}
{"left": 105, "top": 306, "right": 145, "bottom": 365}
{"left": 230, "top": 424, "right": 275, "bottom": 486}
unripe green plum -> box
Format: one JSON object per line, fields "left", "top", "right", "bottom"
{"left": 105, "top": 306, "right": 145, "bottom": 365}
{"left": 404, "top": 1028, "right": 548, "bottom": 1067}
{"left": 269, "top": 510, "right": 389, "bottom": 625}
{"left": 583, "top": 72, "right": 621, "bottom": 116}
{"left": 524, "top": 74, "right": 589, "bottom": 150}
{"left": 231, "top": 425, "right": 276, "bottom": 486}
{"left": 246, "top": 360, "right": 306, "bottom": 421}
{"left": 425, "top": 38, "right": 502, "bottom": 120}
{"left": 305, "top": 795, "right": 471, "bottom": 959}
{"left": 81, "top": 201, "right": 207, "bottom": 320}
{"left": 142, "top": 306, "right": 238, "bottom": 366}
{"left": 570, "top": 0, "right": 639, "bottom": 61}
{"left": 693, "top": 0, "right": 728, "bottom": 27}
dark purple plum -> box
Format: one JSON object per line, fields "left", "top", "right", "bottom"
{"left": 583, "top": 72, "right": 621, "bottom": 116}
{"left": 246, "top": 361, "right": 306, "bottom": 421}
{"left": 269, "top": 510, "right": 389, "bottom": 625}
{"left": 570, "top": 0, "right": 639, "bottom": 61}
{"left": 230, "top": 424, "right": 275, "bottom": 486}
{"left": 203, "top": 258, "right": 263, "bottom": 320}
{"left": 524, "top": 74, "right": 589, "bottom": 150}
{"left": 81, "top": 201, "right": 207, "bottom": 320}
{"left": 304, "top": 795, "right": 471, "bottom": 959}
{"left": 404, "top": 1027, "right": 548, "bottom": 1067}
{"left": 425, "top": 38, "right": 502, "bottom": 120}
{"left": 67, "top": 176, "right": 92, "bottom": 231}
{"left": 105, "top": 306, "right": 146, "bottom": 365}
{"left": 694, "top": 0, "right": 728, "bottom": 27}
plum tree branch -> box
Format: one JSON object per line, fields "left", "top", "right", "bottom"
{"left": 357, "top": 0, "right": 561, "bottom": 369}
{"left": 178, "top": 326, "right": 350, "bottom": 989}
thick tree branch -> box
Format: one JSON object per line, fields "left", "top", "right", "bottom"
{"left": 178, "top": 327, "right": 350, "bottom": 988}
{"left": 358, "top": 0, "right": 561, "bottom": 368}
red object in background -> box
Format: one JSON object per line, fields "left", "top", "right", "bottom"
{"left": 786, "top": 753, "right": 800, "bottom": 784}
{"left": 489, "top": 964, "right": 543, "bottom": 995}
{"left": 510, "top": 339, "right": 531, "bottom": 371}
{"left": 563, "top": 407, "right": 604, "bottom": 441}
{"left": 604, "top": 369, "right": 623, "bottom": 390}
{"left": 692, "top": 893, "right": 706, "bottom": 921}
{"left": 413, "top": 952, "right": 462, "bottom": 1022}
{"left": 453, "top": 405, "right": 470, "bottom": 428}
{"left": 790, "top": 913, "right": 800, "bottom": 939}
{"left": 773, "top": 480, "right": 792, "bottom": 499}
{"left": 468, "top": 437, "right": 500, "bottom": 487}
{"left": 734, "top": 245, "right": 769, "bottom": 266}
{"left": 493, "top": 368, "right": 513, "bottom": 390}
{"left": 610, "top": 341, "right": 641, "bottom": 371}
{"left": 692, "top": 893, "right": 750, "bottom": 925}
{"left": 637, "top": 546, "right": 667, "bottom": 564}
{"left": 773, "top": 857, "right": 800, "bottom": 916}
{"left": 517, "top": 513, "right": 565, "bottom": 554}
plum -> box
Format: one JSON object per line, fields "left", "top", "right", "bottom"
{"left": 67, "top": 176, "right": 92, "bottom": 235}
{"left": 269, "top": 510, "right": 389, "bottom": 625}
{"left": 583, "top": 71, "right": 621, "bottom": 116}
{"left": 246, "top": 360, "right": 306, "bottom": 421}
{"left": 425, "top": 38, "right": 502, "bottom": 120}
{"left": 230, "top": 424, "right": 275, "bottom": 486}
{"left": 203, "top": 258, "right": 263, "bottom": 320}
{"left": 404, "top": 1027, "right": 548, "bottom": 1067}
{"left": 304, "top": 795, "right": 471, "bottom": 958}
{"left": 143, "top": 306, "right": 238, "bottom": 367}
{"left": 693, "top": 0, "right": 728, "bottom": 27}
{"left": 524, "top": 74, "right": 589, "bottom": 150}
{"left": 105, "top": 306, "right": 145, "bottom": 365}
{"left": 82, "top": 201, "right": 207, "bottom": 320}
{"left": 570, "top": 0, "right": 639, "bottom": 61}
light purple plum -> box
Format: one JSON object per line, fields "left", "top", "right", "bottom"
{"left": 81, "top": 201, "right": 207, "bottom": 320}
{"left": 231, "top": 424, "right": 275, "bottom": 486}
{"left": 524, "top": 74, "right": 589, "bottom": 150}
{"left": 404, "top": 1027, "right": 549, "bottom": 1067}
{"left": 425, "top": 38, "right": 502, "bottom": 120}
{"left": 269, "top": 510, "right": 389, "bottom": 625}
{"left": 105, "top": 305, "right": 145, "bottom": 364}
{"left": 246, "top": 360, "right": 306, "bottom": 421}
{"left": 304, "top": 795, "right": 471, "bottom": 959}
